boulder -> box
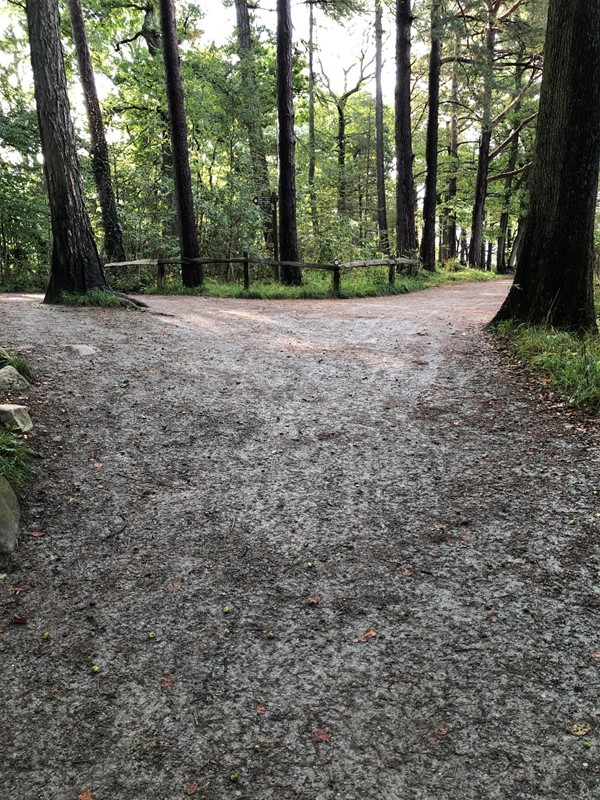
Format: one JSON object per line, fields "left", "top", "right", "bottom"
{"left": 67, "top": 344, "right": 98, "bottom": 356}
{"left": 0, "top": 405, "right": 33, "bottom": 432}
{"left": 0, "top": 365, "right": 30, "bottom": 391}
{"left": 0, "top": 475, "right": 20, "bottom": 553}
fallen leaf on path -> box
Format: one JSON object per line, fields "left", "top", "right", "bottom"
{"left": 256, "top": 704, "right": 266, "bottom": 715}
{"left": 30, "top": 530, "right": 46, "bottom": 537}
{"left": 355, "top": 628, "right": 377, "bottom": 643}
{"left": 165, "top": 580, "right": 183, "bottom": 592}
{"left": 434, "top": 722, "right": 449, "bottom": 736}
{"left": 8, "top": 586, "right": 25, "bottom": 595}
{"left": 184, "top": 781, "right": 198, "bottom": 795}
{"left": 570, "top": 723, "right": 590, "bottom": 737}
{"left": 307, "top": 593, "right": 321, "bottom": 605}
{"left": 161, "top": 676, "right": 175, "bottom": 689}
{"left": 591, "top": 651, "right": 600, "bottom": 661}
{"left": 311, "top": 729, "right": 331, "bottom": 743}
{"left": 12, "top": 614, "right": 27, "bottom": 625}
{"left": 78, "top": 790, "right": 94, "bottom": 800}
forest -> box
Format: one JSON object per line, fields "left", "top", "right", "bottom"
{"left": 0, "top": 2, "right": 549, "bottom": 280}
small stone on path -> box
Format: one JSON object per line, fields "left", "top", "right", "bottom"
{"left": 67, "top": 344, "right": 98, "bottom": 356}
{"left": 0, "top": 404, "right": 33, "bottom": 432}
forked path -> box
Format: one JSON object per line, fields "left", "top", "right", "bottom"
{"left": 1, "top": 282, "right": 599, "bottom": 800}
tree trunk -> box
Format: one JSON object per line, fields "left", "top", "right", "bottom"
{"left": 496, "top": 65, "right": 523, "bottom": 274}
{"left": 68, "top": 0, "right": 125, "bottom": 264}
{"left": 420, "top": 0, "right": 442, "bottom": 271}
{"left": 395, "top": 0, "right": 417, "bottom": 256}
{"left": 468, "top": 5, "right": 496, "bottom": 269}
{"left": 337, "top": 102, "right": 348, "bottom": 215}
{"left": 442, "top": 33, "right": 459, "bottom": 262}
{"left": 158, "top": 0, "right": 202, "bottom": 287}
{"left": 277, "top": 0, "right": 301, "bottom": 283}
{"left": 491, "top": 0, "right": 600, "bottom": 332}
{"left": 307, "top": 1, "right": 319, "bottom": 241}
{"left": 26, "top": 0, "right": 107, "bottom": 303}
{"left": 374, "top": 1, "right": 390, "bottom": 255}
{"left": 234, "top": 0, "right": 273, "bottom": 250}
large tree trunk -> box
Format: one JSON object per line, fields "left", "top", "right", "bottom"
{"left": 491, "top": 0, "right": 600, "bottom": 332}
{"left": 158, "top": 0, "right": 202, "bottom": 287}
{"left": 468, "top": 4, "right": 496, "bottom": 269}
{"left": 374, "top": 0, "right": 390, "bottom": 255}
{"left": 442, "top": 33, "right": 459, "bottom": 262}
{"left": 234, "top": 0, "right": 273, "bottom": 251}
{"left": 68, "top": 0, "right": 125, "bottom": 264}
{"left": 26, "top": 0, "right": 107, "bottom": 303}
{"left": 277, "top": 0, "right": 301, "bottom": 283}
{"left": 420, "top": 0, "right": 442, "bottom": 271}
{"left": 395, "top": 0, "right": 417, "bottom": 257}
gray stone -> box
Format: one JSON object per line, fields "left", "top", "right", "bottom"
{"left": 0, "top": 475, "right": 20, "bottom": 553}
{"left": 0, "top": 405, "right": 33, "bottom": 432}
{"left": 0, "top": 365, "right": 30, "bottom": 391}
{"left": 67, "top": 344, "right": 98, "bottom": 356}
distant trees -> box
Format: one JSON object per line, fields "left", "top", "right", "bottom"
{"left": 491, "top": 0, "right": 600, "bottom": 332}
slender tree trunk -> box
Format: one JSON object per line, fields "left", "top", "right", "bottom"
{"left": 158, "top": 0, "right": 202, "bottom": 286}
{"left": 442, "top": 33, "right": 459, "bottom": 261}
{"left": 307, "top": 1, "right": 319, "bottom": 241}
{"left": 468, "top": 4, "right": 496, "bottom": 269}
{"left": 337, "top": 102, "right": 348, "bottom": 215}
{"left": 26, "top": 0, "right": 107, "bottom": 303}
{"left": 420, "top": 0, "right": 442, "bottom": 271}
{"left": 234, "top": 0, "right": 273, "bottom": 250}
{"left": 491, "top": 0, "right": 600, "bottom": 332}
{"left": 68, "top": 0, "right": 125, "bottom": 263}
{"left": 277, "top": 0, "right": 301, "bottom": 282}
{"left": 496, "top": 65, "right": 523, "bottom": 274}
{"left": 375, "top": 0, "right": 390, "bottom": 255}
{"left": 395, "top": 0, "right": 417, "bottom": 256}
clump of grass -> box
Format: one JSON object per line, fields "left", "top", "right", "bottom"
{"left": 0, "top": 352, "right": 35, "bottom": 382}
{"left": 58, "top": 288, "right": 129, "bottom": 308}
{"left": 494, "top": 321, "right": 600, "bottom": 413}
{"left": 0, "top": 430, "right": 30, "bottom": 490}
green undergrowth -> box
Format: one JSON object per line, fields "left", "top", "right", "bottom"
{"left": 494, "top": 321, "right": 600, "bottom": 414}
{"left": 0, "top": 430, "right": 29, "bottom": 490}
{"left": 146, "top": 266, "right": 502, "bottom": 300}
{"left": 58, "top": 288, "right": 133, "bottom": 308}
{"left": 0, "top": 352, "right": 35, "bottom": 382}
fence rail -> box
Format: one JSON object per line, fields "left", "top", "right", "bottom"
{"left": 105, "top": 254, "right": 418, "bottom": 294}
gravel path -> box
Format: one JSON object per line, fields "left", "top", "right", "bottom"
{"left": 1, "top": 281, "right": 599, "bottom": 800}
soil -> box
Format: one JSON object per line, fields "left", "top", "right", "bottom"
{"left": 1, "top": 281, "right": 599, "bottom": 800}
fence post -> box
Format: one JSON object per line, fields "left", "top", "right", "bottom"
{"left": 332, "top": 265, "right": 341, "bottom": 296}
{"left": 243, "top": 251, "right": 250, "bottom": 290}
{"left": 157, "top": 263, "right": 166, "bottom": 292}
{"left": 388, "top": 257, "right": 396, "bottom": 286}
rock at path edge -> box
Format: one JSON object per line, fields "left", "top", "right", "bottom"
{"left": 0, "top": 366, "right": 30, "bottom": 392}
{"left": 0, "top": 405, "right": 33, "bottom": 433}
{"left": 0, "top": 475, "right": 20, "bottom": 553}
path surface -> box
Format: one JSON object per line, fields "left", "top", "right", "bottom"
{"left": 1, "top": 282, "right": 599, "bottom": 800}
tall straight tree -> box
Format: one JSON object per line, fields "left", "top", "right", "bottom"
{"left": 158, "top": 0, "right": 202, "bottom": 287}
{"left": 26, "top": 0, "right": 107, "bottom": 303}
{"left": 68, "top": 0, "right": 126, "bottom": 263}
{"left": 420, "top": 0, "right": 442, "bottom": 271}
{"left": 374, "top": 0, "right": 390, "bottom": 255}
{"left": 234, "top": 0, "right": 272, "bottom": 247}
{"left": 277, "top": 0, "right": 301, "bottom": 283}
{"left": 491, "top": 0, "right": 600, "bottom": 332}
{"left": 395, "top": 0, "right": 417, "bottom": 257}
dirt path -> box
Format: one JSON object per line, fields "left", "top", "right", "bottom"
{"left": 1, "top": 282, "right": 599, "bottom": 800}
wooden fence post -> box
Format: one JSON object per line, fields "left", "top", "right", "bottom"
{"left": 157, "top": 263, "right": 166, "bottom": 292}
{"left": 388, "top": 258, "right": 396, "bottom": 286}
{"left": 332, "top": 266, "right": 341, "bottom": 296}
{"left": 243, "top": 251, "right": 250, "bottom": 290}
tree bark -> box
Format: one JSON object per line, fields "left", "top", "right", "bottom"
{"left": 420, "top": 0, "right": 442, "bottom": 271}
{"left": 68, "top": 0, "right": 126, "bottom": 264}
{"left": 307, "top": 1, "right": 319, "bottom": 241}
{"left": 277, "top": 0, "right": 301, "bottom": 283}
{"left": 395, "top": 0, "right": 417, "bottom": 257}
{"left": 158, "top": 0, "right": 202, "bottom": 287}
{"left": 374, "top": 0, "right": 390, "bottom": 255}
{"left": 491, "top": 0, "right": 600, "bottom": 332}
{"left": 26, "top": 0, "right": 107, "bottom": 303}
{"left": 468, "top": 4, "right": 496, "bottom": 269}
{"left": 442, "top": 33, "right": 459, "bottom": 262}
{"left": 234, "top": 0, "right": 273, "bottom": 251}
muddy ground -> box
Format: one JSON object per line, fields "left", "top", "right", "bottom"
{"left": 1, "top": 281, "right": 599, "bottom": 800}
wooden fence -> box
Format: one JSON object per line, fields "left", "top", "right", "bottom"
{"left": 105, "top": 254, "right": 418, "bottom": 295}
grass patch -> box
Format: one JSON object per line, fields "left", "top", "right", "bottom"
{"left": 0, "top": 353, "right": 35, "bottom": 382}
{"left": 0, "top": 430, "right": 30, "bottom": 490}
{"left": 58, "top": 288, "right": 130, "bottom": 308}
{"left": 494, "top": 321, "right": 600, "bottom": 413}
{"left": 147, "top": 266, "right": 502, "bottom": 300}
